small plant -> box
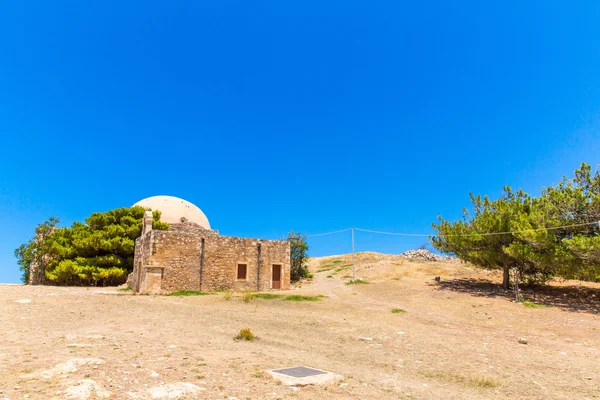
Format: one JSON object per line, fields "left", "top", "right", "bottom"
{"left": 242, "top": 291, "right": 255, "bottom": 303}
{"left": 166, "top": 290, "right": 209, "bottom": 296}
{"left": 234, "top": 328, "right": 255, "bottom": 342}
{"left": 332, "top": 260, "right": 343, "bottom": 264}
{"left": 223, "top": 290, "right": 233, "bottom": 300}
{"left": 253, "top": 293, "right": 284, "bottom": 300}
{"left": 345, "top": 278, "right": 369, "bottom": 285}
{"left": 391, "top": 308, "right": 407, "bottom": 314}
{"left": 326, "top": 275, "right": 333, "bottom": 278}
{"left": 119, "top": 286, "right": 133, "bottom": 292}
{"left": 521, "top": 300, "right": 547, "bottom": 308}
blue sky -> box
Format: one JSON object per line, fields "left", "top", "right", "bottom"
{"left": 1, "top": 1, "right": 599, "bottom": 283}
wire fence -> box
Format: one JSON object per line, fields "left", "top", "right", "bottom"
{"left": 306, "top": 221, "right": 600, "bottom": 280}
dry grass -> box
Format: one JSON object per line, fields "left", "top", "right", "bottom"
{"left": 421, "top": 370, "right": 501, "bottom": 388}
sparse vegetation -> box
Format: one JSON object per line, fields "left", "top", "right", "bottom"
{"left": 234, "top": 328, "right": 256, "bottom": 342}
{"left": 118, "top": 286, "right": 133, "bottom": 292}
{"left": 242, "top": 291, "right": 254, "bottom": 303}
{"left": 166, "top": 290, "right": 210, "bottom": 296}
{"left": 421, "top": 370, "right": 500, "bottom": 388}
{"left": 521, "top": 300, "right": 547, "bottom": 308}
{"left": 391, "top": 308, "right": 406, "bottom": 314}
{"left": 252, "top": 293, "right": 284, "bottom": 300}
{"left": 346, "top": 278, "right": 369, "bottom": 285}
{"left": 223, "top": 290, "right": 233, "bottom": 300}
{"left": 283, "top": 295, "right": 322, "bottom": 301}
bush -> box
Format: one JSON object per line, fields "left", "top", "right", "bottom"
{"left": 234, "top": 328, "right": 255, "bottom": 342}
{"left": 391, "top": 308, "right": 407, "bottom": 314}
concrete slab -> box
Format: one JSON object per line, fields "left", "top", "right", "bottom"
{"left": 267, "top": 366, "right": 343, "bottom": 386}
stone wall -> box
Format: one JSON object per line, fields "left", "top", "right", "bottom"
{"left": 132, "top": 223, "right": 290, "bottom": 294}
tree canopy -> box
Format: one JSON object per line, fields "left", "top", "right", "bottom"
{"left": 287, "top": 231, "right": 310, "bottom": 281}
{"left": 432, "top": 163, "right": 600, "bottom": 289}
{"left": 15, "top": 207, "right": 169, "bottom": 286}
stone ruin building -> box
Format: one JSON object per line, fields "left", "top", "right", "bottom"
{"left": 131, "top": 196, "right": 291, "bottom": 294}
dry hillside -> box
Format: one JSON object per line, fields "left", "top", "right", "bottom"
{"left": 0, "top": 253, "right": 598, "bottom": 399}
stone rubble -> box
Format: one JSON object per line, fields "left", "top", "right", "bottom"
{"left": 399, "top": 249, "right": 454, "bottom": 262}
{"left": 147, "top": 382, "right": 205, "bottom": 399}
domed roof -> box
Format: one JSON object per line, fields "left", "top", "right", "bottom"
{"left": 133, "top": 196, "right": 211, "bottom": 229}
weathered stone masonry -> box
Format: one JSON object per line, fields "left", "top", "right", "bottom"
{"left": 132, "top": 212, "right": 290, "bottom": 294}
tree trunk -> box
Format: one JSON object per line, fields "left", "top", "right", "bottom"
{"left": 502, "top": 265, "right": 510, "bottom": 289}
{"left": 513, "top": 267, "right": 520, "bottom": 301}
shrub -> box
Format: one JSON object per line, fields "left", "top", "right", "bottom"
{"left": 234, "top": 328, "right": 255, "bottom": 342}
{"left": 223, "top": 290, "right": 233, "bottom": 300}
{"left": 242, "top": 291, "right": 255, "bottom": 303}
{"left": 391, "top": 308, "right": 407, "bottom": 314}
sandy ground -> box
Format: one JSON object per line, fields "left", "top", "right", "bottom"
{"left": 1, "top": 253, "right": 599, "bottom": 399}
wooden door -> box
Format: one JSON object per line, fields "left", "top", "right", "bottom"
{"left": 272, "top": 265, "right": 281, "bottom": 289}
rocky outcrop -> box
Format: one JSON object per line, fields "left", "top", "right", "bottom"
{"left": 399, "top": 249, "right": 454, "bottom": 262}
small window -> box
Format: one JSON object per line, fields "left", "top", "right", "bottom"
{"left": 180, "top": 217, "right": 187, "bottom": 223}
{"left": 237, "top": 263, "right": 247, "bottom": 280}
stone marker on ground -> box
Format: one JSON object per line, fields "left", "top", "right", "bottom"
{"left": 267, "top": 366, "right": 343, "bottom": 386}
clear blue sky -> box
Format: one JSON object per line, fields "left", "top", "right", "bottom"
{"left": 1, "top": 1, "right": 599, "bottom": 283}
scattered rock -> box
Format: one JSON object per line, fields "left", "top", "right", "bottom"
{"left": 150, "top": 371, "right": 160, "bottom": 378}
{"left": 31, "top": 358, "right": 105, "bottom": 379}
{"left": 64, "top": 379, "right": 110, "bottom": 399}
{"left": 357, "top": 336, "right": 373, "bottom": 342}
{"left": 399, "top": 249, "right": 454, "bottom": 262}
{"left": 14, "top": 299, "right": 32, "bottom": 304}
{"left": 148, "top": 382, "right": 205, "bottom": 399}
{"left": 518, "top": 337, "right": 528, "bottom": 345}
{"left": 86, "top": 335, "right": 105, "bottom": 340}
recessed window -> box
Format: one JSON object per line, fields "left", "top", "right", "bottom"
{"left": 237, "top": 263, "right": 247, "bottom": 280}
{"left": 180, "top": 217, "right": 187, "bottom": 223}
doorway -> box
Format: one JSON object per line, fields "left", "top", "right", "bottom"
{"left": 272, "top": 264, "right": 282, "bottom": 289}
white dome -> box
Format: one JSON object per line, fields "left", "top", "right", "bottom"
{"left": 133, "top": 196, "right": 211, "bottom": 229}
